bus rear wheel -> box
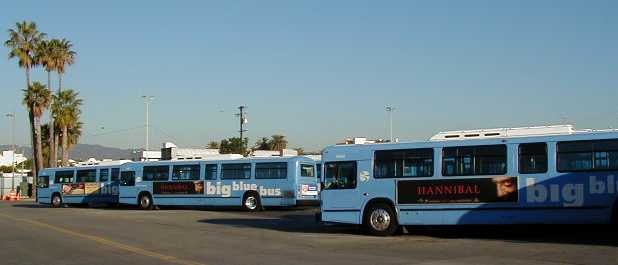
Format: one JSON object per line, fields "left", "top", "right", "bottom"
{"left": 138, "top": 193, "right": 153, "bottom": 210}
{"left": 364, "top": 203, "right": 398, "bottom": 236}
{"left": 243, "top": 193, "right": 262, "bottom": 212}
{"left": 51, "top": 194, "right": 62, "bottom": 208}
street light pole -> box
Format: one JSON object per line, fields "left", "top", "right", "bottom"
{"left": 142, "top": 96, "right": 154, "bottom": 156}
{"left": 5, "top": 113, "right": 15, "bottom": 189}
{"left": 385, "top": 106, "right": 396, "bottom": 142}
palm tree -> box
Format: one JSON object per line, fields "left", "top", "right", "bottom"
{"left": 5, "top": 21, "right": 46, "bottom": 88}
{"left": 52, "top": 89, "right": 82, "bottom": 166}
{"left": 22, "top": 82, "right": 52, "bottom": 191}
{"left": 270, "top": 135, "right": 288, "bottom": 151}
{"left": 54, "top": 39, "right": 76, "bottom": 93}
{"left": 35, "top": 39, "right": 61, "bottom": 167}
{"left": 67, "top": 121, "right": 83, "bottom": 153}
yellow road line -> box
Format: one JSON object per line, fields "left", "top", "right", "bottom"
{"left": 0, "top": 213, "right": 206, "bottom": 265}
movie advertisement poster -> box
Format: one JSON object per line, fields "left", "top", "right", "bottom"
{"left": 154, "top": 181, "right": 205, "bottom": 195}
{"left": 397, "top": 176, "right": 518, "bottom": 204}
{"left": 62, "top": 183, "right": 85, "bottom": 195}
{"left": 85, "top": 183, "right": 101, "bottom": 195}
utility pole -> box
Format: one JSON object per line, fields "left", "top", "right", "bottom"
{"left": 142, "top": 96, "right": 154, "bottom": 157}
{"left": 5, "top": 113, "right": 15, "bottom": 189}
{"left": 236, "top": 106, "right": 248, "bottom": 148}
{"left": 386, "top": 106, "right": 396, "bottom": 142}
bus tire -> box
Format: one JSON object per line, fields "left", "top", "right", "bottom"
{"left": 138, "top": 193, "right": 153, "bottom": 210}
{"left": 364, "top": 202, "right": 398, "bottom": 236}
{"left": 242, "top": 192, "right": 262, "bottom": 212}
{"left": 51, "top": 193, "right": 63, "bottom": 208}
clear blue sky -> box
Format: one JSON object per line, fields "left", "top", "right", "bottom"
{"left": 1, "top": 0, "right": 617, "bottom": 151}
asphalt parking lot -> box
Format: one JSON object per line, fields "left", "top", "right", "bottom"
{"left": 0, "top": 200, "right": 616, "bottom": 265}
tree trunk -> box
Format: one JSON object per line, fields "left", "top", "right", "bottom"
{"left": 34, "top": 115, "right": 44, "bottom": 172}
{"left": 26, "top": 65, "right": 31, "bottom": 87}
{"left": 48, "top": 70, "right": 57, "bottom": 168}
{"left": 58, "top": 73, "right": 63, "bottom": 93}
{"left": 62, "top": 125, "right": 69, "bottom": 166}
{"left": 28, "top": 109, "right": 38, "bottom": 200}
{"left": 55, "top": 133, "right": 60, "bottom": 166}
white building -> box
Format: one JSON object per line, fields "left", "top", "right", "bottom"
{"left": 0, "top": 150, "right": 27, "bottom": 167}
{"left": 251, "top": 149, "right": 299, "bottom": 157}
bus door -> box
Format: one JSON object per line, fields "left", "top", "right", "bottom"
{"left": 119, "top": 170, "right": 137, "bottom": 203}
{"left": 321, "top": 161, "right": 363, "bottom": 210}
{"left": 37, "top": 173, "right": 51, "bottom": 201}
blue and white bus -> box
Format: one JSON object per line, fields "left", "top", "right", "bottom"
{"left": 37, "top": 161, "right": 130, "bottom": 208}
{"left": 319, "top": 125, "right": 618, "bottom": 235}
{"left": 118, "top": 156, "right": 320, "bottom": 210}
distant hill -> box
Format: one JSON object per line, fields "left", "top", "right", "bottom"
{"left": 1, "top": 144, "right": 137, "bottom": 161}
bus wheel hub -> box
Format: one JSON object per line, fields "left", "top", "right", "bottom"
{"left": 370, "top": 209, "right": 391, "bottom": 231}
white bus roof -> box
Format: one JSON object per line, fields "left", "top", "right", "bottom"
{"left": 429, "top": 125, "right": 577, "bottom": 141}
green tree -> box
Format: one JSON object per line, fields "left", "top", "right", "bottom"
{"left": 219, "top": 137, "right": 248, "bottom": 155}
{"left": 52, "top": 89, "right": 82, "bottom": 166}
{"left": 254, "top": 137, "right": 273, "bottom": 150}
{"left": 22, "top": 81, "right": 52, "bottom": 191}
{"left": 0, "top": 166, "right": 14, "bottom": 173}
{"left": 269, "top": 135, "right": 288, "bottom": 151}
{"left": 207, "top": 141, "right": 220, "bottom": 149}
{"left": 5, "top": 21, "right": 46, "bottom": 88}
{"left": 294, "top": 148, "right": 305, "bottom": 156}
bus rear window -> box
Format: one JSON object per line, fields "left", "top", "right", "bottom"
{"left": 324, "top": 161, "right": 356, "bottom": 190}
{"left": 300, "top": 164, "right": 315, "bottom": 177}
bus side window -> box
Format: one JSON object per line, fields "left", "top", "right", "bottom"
{"left": 519, "top": 143, "right": 548, "bottom": 174}
{"left": 324, "top": 162, "right": 357, "bottom": 190}
{"left": 205, "top": 164, "right": 218, "bottom": 180}
{"left": 77, "top": 169, "right": 97, "bottom": 183}
{"left": 111, "top": 168, "right": 120, "bottom": 181}
{"left": 316, "top": 164, "right": 322, "bottom": 179}
{"left": 100, "top": 169, "right": 110, "bottom": 182}
{"left": 120, "top": 171, "right": 136, "bottom": 186}
{"left": 55, "top": 170, "right": 75, "bottom": 183}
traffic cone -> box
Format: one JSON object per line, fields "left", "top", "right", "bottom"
{"left": 8, "top": 189, "right": 17, "bottom": 201}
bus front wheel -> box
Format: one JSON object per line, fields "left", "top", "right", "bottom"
{"left": 51, "top": 194, "right": 62, "bottom": 208}
{"left": 138, "top": 193, "right": 153, "bottom": 210}
{"left": 242, "top": 192, "right": 262, "bottom": 212}
{"left": 364, "top": 203, "right": 398, "bottom": 236}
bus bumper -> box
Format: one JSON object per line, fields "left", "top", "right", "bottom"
{"left": 296, "top": 199, "right": 320, "bottom": 206}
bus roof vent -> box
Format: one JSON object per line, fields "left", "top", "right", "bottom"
{"left": 429, "top": 125, "right": 575, "bottom": 141}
